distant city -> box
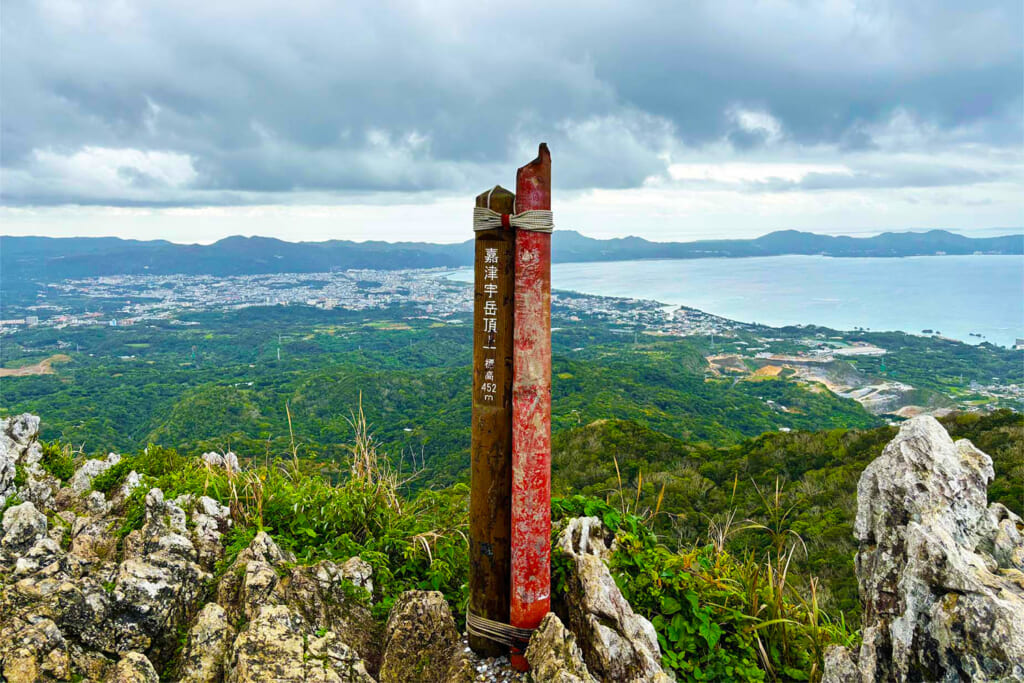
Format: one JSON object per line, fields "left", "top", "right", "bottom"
{"left": 3, "top": 267, "right": 1020, "bottom": 413}
{"left": 0, "top": 268, "right": 747, "bottom": 339}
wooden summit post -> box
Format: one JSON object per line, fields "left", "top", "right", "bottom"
{"left": 469, "top": 185, "right": 515, "bottom": 656}
{"left": 510, "top": 143, "right": 552, "bottom": 670}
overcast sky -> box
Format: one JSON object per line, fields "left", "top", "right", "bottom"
{"left": 2, "top": 0, "right": 1021, "bottom": 243}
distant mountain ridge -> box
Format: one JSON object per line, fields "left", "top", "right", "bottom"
{"left": 2, "top": 229, "right": 1020, "bottom": 281}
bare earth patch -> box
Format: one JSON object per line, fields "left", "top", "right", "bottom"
{"left": 750, "top": 364, "right": 783, "bottom": 378}
{"left": 0, "top": 354, "right": 71, "bottom": 377}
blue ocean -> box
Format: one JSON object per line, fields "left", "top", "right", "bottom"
{"left": 451, "top": 255, "right": 1024, "bottom": 347}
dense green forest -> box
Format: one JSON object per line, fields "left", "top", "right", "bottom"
{"left": 2, "top": 305, "right": 884, "bottom": 486}
{"left": 841, "top": 330, "right": 1024, "bottom": 390}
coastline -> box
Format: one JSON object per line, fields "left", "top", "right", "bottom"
{"left": 445, "top": 254, "right": 1023, "bottom": 348}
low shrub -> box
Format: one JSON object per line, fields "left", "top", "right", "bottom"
{"left": 553, "top": 494, "right": 855, "bottom": 682}
{"left": 39, "top": 441, "right": 76, "bottom": 481}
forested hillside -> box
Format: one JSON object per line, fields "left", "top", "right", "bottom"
{"left": 1, "top": 305, "right": 882, "bottom": 487}
{"left": 552, "top": 410, "right": 1023, "bottom": 620}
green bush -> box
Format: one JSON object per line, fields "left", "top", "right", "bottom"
{"left": 91, "top": 444, "right": 192, "bottom": 494}
{"left": 39, "top": 441, "right": 76, "bottom": 481}
{"left": 90, "top": 460, "right": 133, "bottom": 493}
{"left": 552, "top": 495, "right": 854, "bottom": 682}
{"left": 612, "top": 534, "right": 855, "bottom": 682}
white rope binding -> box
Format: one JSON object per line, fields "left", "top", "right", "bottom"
{"left": 472, "top": 207, "right": 553, "bottom": 233}
{"left": 466, "top": 608, "right": 535, "bottom": 647}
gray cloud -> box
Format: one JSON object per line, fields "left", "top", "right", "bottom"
{"left": 1, "top": 0, "right": 1020, "bottom": 206}
{"left": 747, "top": 166, "right": 1006, "bottom": 193}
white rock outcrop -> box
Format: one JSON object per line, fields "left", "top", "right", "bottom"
{"left": 0, "top": 416, "right": 381, "bottom": 681}
{"left": 109, "top": 651, "right": 160, "bottom": 683}
{"left": 378, "top": 590, "right": 462, "bottom": 683}
{"left": 226, "top": 604, "right": 374, "bottom": 683}
{"left": 2, "top": 501, "right": 48, "bottom": 556}
{"left": 555, "top": 516, "right": 671, "bottom": 683}
{"left": 179, "top": 603, "right": 236, "bottom": 683}
{"left": 823, "top": 416, "right": 1024, "bottom": 683}
{"left": 0, "top": 414, "right": 44, "bottom": 508}
{"left": 68, "top": 452, "right": 121, "bottom": 494}
{"left": 202, "top": 450, "right": 240, "bottom": 474}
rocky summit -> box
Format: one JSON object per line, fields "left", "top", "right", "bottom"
{"left": 2, "top": 412, "right": 1022, "bottom": 682}
{"left": 0, "top": 414, "right": 666, "bottom": 682}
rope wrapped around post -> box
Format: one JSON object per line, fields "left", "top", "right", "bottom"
{"left": 466, "top": 608, "right": 536, "bottom": 648}
{"left": 472, "top": 207, "right": 553, "bottom": 233}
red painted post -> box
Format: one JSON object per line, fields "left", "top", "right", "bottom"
{"left": 509, "top": 143, "right": 552, "bottom": 670}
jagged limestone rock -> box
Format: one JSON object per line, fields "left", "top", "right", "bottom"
{"left": 525, "top": 613, "right": 598, "bottom": 683}
{"left": 20, "top": 477, "right": 59, "bottom": 513}
{"left": 823, "top": 416, "right": 1024, "bottom": 683}
{"left": 179, "top": 603, "right": 236, "bottom": 683}
{"left": 216, "top": 530, "right": 295, "bottom": 622}
{"left": 303, "top": 630, "right": 377, "bottom": 683}
{"left": 111, "top": 488, "right": 209, "bottom": 660}
{"left": 1, "top": 483, "right": 214, "bottom": 676}
{"left": 379, "top": 590, "right": 461, "bottom": 683}
{"left": 1, "top": 415, "right": 51, "bottom": 512}
{"left": 821, "top": 645, "right": 860, "bottom": 683}
{"left": 556, "top": 517, "right": 670, "bottom": 683}
{"left": 2, "top": 501, "right": 48, "bottom": 557}
{"left": 13, "top": 536, "right": 62, "bottom": 576}
{"left": 0, "top": 418, "right": 200, "bottom": 681}
{"left": 0, "top": 414, "right": 43, "bottom": 508}
{"left": 108, "top": 651, "right": 160, "bottom": 683}
{"left": 212, "top": 531, "right": 382, "bottom": 677}
{"left": 988, "top": 502, "right": 1024, "bottom": 572}
{"left": 0, "top": 617, "right": 71, "bottom": 682}
{"left": 442, "top": 652, "right": 477, "bottom": 683}
{"left": 53, "top": 575, "right": 119, "bottom": 654}
{"left": 225, "top": 604, "right": 374, "bottom": 683}
{"left": 202, "top": 450, "right": 240, "bottom": 474}
{"left": 86, "top": 489, "right": 112, "bottom": 516}
{"left": 192, "top": 495, "right": 232, "bottom": 568}
{"left": 279, "top": 558, "right": 380, "bottom": 672}
{"left": 68, "top": 452, "right": 121, "bottom": 495}
{"left": 70, "top": 509, "right": 119, "bottom": 564}
{"left": 556, "top": 515, "right": 615, "bottom": 563}
{"left": 116, "top": 470, "right": 144, "bottom": 502}
{"left": 340, "top": 555, "right": 374, "bottom": 598}
{"left": 238, "top": 555, "right": 280, "bottom": 620}
{"left": 170, "top": 493, "right": 233, "bottom": 570}
{"left": 1, "top": 413, "right": 41, "bottom": 452}
{"left": 226, "top": 605, "right": 306, "bottom": 683}
{"left": 1, "top": 416, "right": 386, "bottom": 682}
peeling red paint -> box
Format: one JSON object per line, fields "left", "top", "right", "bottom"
{"left": 510, "top": 143, "right": 551, "bottom": 671}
